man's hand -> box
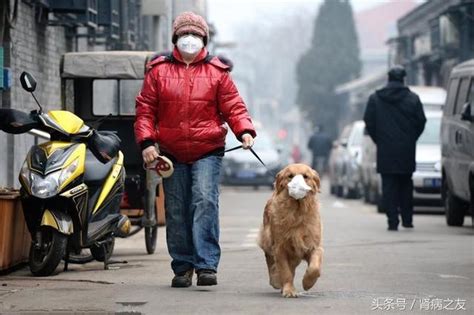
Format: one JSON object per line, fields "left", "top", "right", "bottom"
{"left": 241, "top": 133, "right": 254, "bottom": 150}
{"left": 142, "top": 146, "right": 159, "bottom": 164}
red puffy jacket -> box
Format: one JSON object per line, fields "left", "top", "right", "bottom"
{"left": 134, "top": 48, "right": 256, "bottom": 163}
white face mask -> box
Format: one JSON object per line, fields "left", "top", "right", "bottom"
{"left": 177, "top": 35, "right": 204, "bottom": 55}
{"left": 287, "top": 175, "right": 312, "bottom": 200}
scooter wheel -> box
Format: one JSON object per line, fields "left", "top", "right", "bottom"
{"left": 29, "top": 228, "right": 67, "bottom": 277}
{"left": 145, "top": 226, "right": 158, "bottom": 254}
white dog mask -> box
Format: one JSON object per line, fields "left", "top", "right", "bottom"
{"left": 287, "top": 174, "right": 312, "bottom": 200}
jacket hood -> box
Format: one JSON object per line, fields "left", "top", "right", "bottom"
{"left": 376, "top": 81, "right": 410, "bottom": 103}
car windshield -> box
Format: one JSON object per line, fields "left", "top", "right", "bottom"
{"left": 418, "top": 116, "right": 441, "bottom": 145}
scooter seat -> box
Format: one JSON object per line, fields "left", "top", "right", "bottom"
{"left": 84, "top": 150, "right": 117, "bottom": 185}
{"left": 87, "top": 214, "right": 121, "bottom": 241}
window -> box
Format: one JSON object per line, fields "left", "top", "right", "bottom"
{"left": 92, "top": 79, "right": 143, "bottom": 116}
{"left": 454, "top": 78, "right": 470, "bottom": 115}
{"left": 439, "top": 15, "right": 460, "bottom": 47}
{"left": 444, "top": 78, "right": 459, "bottom": 116}
{"left": 467, "top": 78, "right": 474, "bottom": 103}
{"left": 93, "top": 80, "right": 118, "bottom": 115}
{"left": 120, "top": 80, "right": 143, "bottom": 115}
{"left": 418, "top": 116, "right": 441, "bottom": 145}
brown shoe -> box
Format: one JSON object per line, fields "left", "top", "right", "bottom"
{"left": 171, "top": 269, "right": 193, "bottom": 288}
{"left": 196, "top": 269, "right": 217, "bottom": 286}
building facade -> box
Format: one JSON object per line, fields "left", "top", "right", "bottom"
{"left": 393, "top": 0, "right": 474, "bottom": 88}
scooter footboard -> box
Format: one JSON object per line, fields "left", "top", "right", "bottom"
{"left": 41, "top": 209, "right": 73, "bottom": 235}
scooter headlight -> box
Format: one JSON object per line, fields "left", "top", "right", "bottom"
{"left": 20, "top": 160, "right": 32, "bottom": 187}
{"left": 31, "top": 172, "right": 60, "bottom": 199}
{"left": 59, "top": 158, "right": 79, "bottom": 187}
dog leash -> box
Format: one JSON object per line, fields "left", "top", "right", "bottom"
{"left": 225, "top": 145, "right": 277, "bottom": 177}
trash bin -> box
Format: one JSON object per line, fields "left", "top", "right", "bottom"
{"left": 0, "top": 190, "right": 31, "bottom": 272}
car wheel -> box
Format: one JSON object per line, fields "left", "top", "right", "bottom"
{"left": 443, "top": 178, "right": 467, "bottom": 226}
{"left": 336, "top": 185, "right": 343, "bottom": 197}
{"left": 344, "top": 186, "right": 358, "bottom": 199}
{"left": 363, "top": 185, "right": 370, "bottom": 203}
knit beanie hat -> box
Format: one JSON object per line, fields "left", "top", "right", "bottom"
{"left": 172, "top": 12, "right": 209, "bottom": 46}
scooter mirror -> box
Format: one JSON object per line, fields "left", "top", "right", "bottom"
{"left": 20, "top": 72, "right": 37, "bottom": 92}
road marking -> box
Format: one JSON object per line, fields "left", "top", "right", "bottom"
{"left": 438, "top": 274, "right": 470, "bottom": 280}
{"left": 332, "top": 201, "right": 346, "bottom": 208}
{"left": 240, "top": 228, "right": 259, "bottom": 248}
{"left": 241, "top": 243, "right": 258, "bottom": 248}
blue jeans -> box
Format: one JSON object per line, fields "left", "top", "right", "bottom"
{"left": 163, "top": 155, "right": 222, "bottom": 275}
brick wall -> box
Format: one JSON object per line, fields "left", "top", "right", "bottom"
{"left": 0, "top": 1, "right": 72, "bottom": 187}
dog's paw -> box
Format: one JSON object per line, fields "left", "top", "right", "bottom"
{"left": 281, "top": 286, "right": 298, "bottom": 298}
{"left": 270, "top": 275, "right": 282, "bottom": 290}
{"left": 302, "top": 267, "right": 320, "bottom": 291}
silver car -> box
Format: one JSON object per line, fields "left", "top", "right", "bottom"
{"left": 221, "top": 128, "right": 281, "bottom": 188}
{"left": 340, "top": 121, "right": 365, "bottom": 198}
{"left": 413, "top": 111, "right": 442, "bottom": 206}
{"left": 329, "top": 125, "right": 352, "bottom": 196}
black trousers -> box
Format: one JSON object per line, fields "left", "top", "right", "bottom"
{"left": 381, "top": 174, "right": 413, "bottom": 227}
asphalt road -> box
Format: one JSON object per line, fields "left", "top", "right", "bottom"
{"left": 0, "top": 181, "right": 473, "bottom": 315}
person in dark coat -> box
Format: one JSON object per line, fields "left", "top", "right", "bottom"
{"left": 363, "top": 65, "right": 426, "bottom": 231}
{"left": 307, "top": 125, "right": 332, "bottom": 174}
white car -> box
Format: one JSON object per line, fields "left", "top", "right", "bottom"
{"left": 413, "top": 111, "right": 443, "bottom": 206}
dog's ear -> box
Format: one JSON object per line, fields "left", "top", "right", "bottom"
{"left": 274, "top": 168, "right": 286, "bottom": 194}
{"left": 312, "top": 169, "right": 321, "bottom": 192}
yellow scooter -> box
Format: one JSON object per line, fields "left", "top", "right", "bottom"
{"left": 0, "top": 72, "right": 130, "bottom": 276}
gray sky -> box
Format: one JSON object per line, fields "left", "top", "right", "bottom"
{"left": 208, "top": 0, "right": 410, "bottom": 41}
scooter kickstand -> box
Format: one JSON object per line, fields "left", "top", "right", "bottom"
{"left": 64, "top": 249, "right": 70, "bottom": 272}
{"left": 103, "top": 243, "right": 109, "bottom": 270}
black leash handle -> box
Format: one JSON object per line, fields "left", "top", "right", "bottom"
{"left": 224, "top": 145, "right": 243, "bottom": 153}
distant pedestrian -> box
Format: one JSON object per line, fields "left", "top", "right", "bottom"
{"left": 363, "top": 65, "right": 426, "bottom": 231}
{"left": 135, "top": 11, "right": 256, "bottom": 287}
{"left": 307, "top": 125, "right": 332, "bottom": 174}
{"left": 291, "top": 144, "right": 302, "bottom": 163}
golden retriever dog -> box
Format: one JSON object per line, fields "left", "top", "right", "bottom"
{"left": 258, "top": 163, "right": 323, "bottom": 298}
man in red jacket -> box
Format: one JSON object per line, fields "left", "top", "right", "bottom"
{"left": 134, "top": 12, "right": 256, "bottom": 288}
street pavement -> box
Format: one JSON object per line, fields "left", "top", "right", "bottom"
{"left": 0, "top": 180, "right": 473, "bottom": 315}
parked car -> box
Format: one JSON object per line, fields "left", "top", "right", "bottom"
{"left": 413, "top": 111, "right": 443, "bottom": 207}
{"left": 360, "top": 129, "right": 379, "bottom": 204}
{"left": 221, "top": 128, "right": 281, "bottom": 188}
{"left": 441, "top": 59, "right": 474, "bottom": 226}
{"left": 340, "top": 121, "right": 365, "bottom": 198}
{"left": 329, "top": 125, "right": 352, "bottom": 196}
{"left": 361, "top": 86, "right": 446, "bottom": 210}
{"left": 409, "top": 86, "right": 447, "bottom": 111}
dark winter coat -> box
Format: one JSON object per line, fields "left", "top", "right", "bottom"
{"left": 307, "top": 132, "right": 332, "bottom": 157}
{"left": 363, "top": 81, "right": 426, "bottom": 174}
{"left": 134, "top": 48, "right": 256, "bottom": 163}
